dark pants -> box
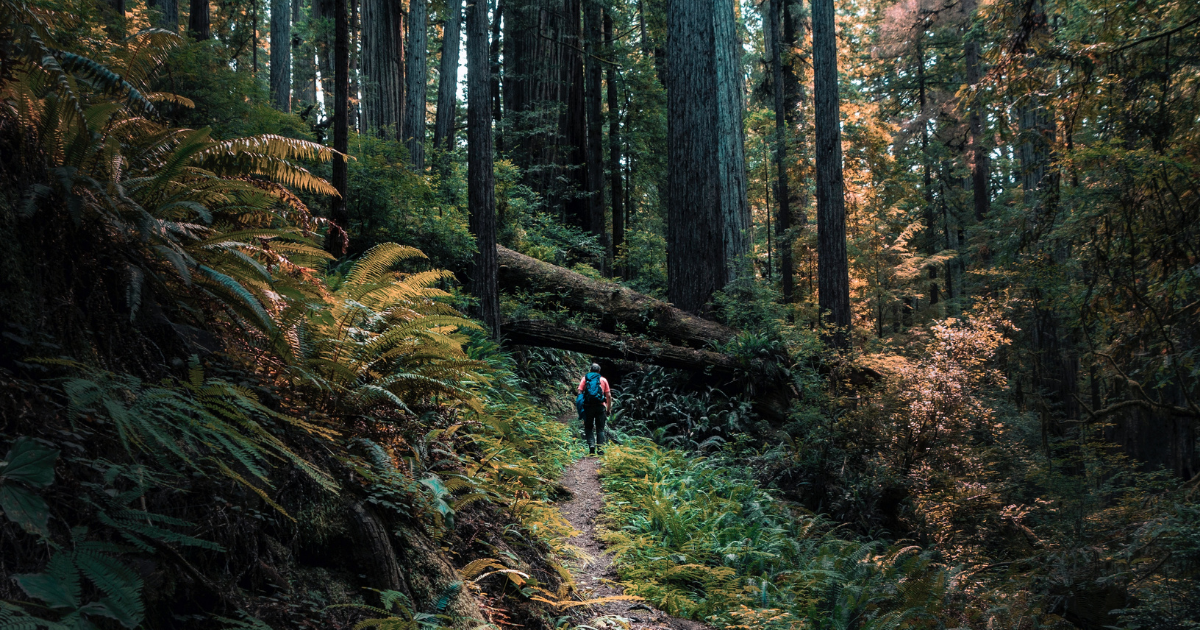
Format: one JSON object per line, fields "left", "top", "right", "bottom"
{"left": 583, "top": 404, "right": 606, "bottom": 449}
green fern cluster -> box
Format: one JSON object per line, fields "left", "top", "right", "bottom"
{"left": 598, "top": 439, "right": 965, "bottom": 630}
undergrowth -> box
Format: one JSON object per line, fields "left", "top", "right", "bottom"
{"left": 598, "top": 439, "right": 964, "bottom": 630}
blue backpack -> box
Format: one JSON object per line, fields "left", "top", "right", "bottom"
{"left": 582, "top": 372, "right": 605, "bottom": 408}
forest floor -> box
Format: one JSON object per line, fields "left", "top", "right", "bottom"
{"left": 556, "top": 422, "right": 711, "bottom": 630}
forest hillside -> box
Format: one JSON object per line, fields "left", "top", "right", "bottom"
{"left": 0, "top": 0, "right": 1197, "bottom": 628}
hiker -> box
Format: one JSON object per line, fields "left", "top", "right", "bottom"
{"left": 576, "top": 363, "right": 611, "bottom": 455}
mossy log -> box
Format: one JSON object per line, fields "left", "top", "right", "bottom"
{"left": 497, "top": 245, "right": 737, "bottom": 348}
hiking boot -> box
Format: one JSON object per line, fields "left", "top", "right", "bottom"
{"left": 589, "top": 446, "right": 596, "bottom": 456}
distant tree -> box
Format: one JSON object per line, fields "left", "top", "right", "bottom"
{"left": 360, "top": 0, "right": 404, "bottom": 137}
{"left": 326, "top": 0, "right": 350, "bottom": 255}
{"left": 188, "top": 0, "right": 210, "bottom": 39}
{"left": 404, "top": 0, "right": 428, "bottom": 169}
{"left": 605, "top": 10, "right": 624, "bottom": 279}
{"left": 433, "top": 0, "right": 463, "bottom": 151}
{"left": 467, "top": 0, "right": 499, "bottom": 336}
{"left": 270, "top": 0, "right": 292, "bottom": 111}
{"left": 811, "top": 0, "right": 849, "bottom": 346}
{"left": 584, "top": 0, "right": 605, "bottom": 265}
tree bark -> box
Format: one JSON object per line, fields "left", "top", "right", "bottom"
{"left": 665, "top": 0, "right": 750, "bottom": 314}
{"left": 496, "top": 245, "right": 737, "bottom": 347}
{"left": 348, "top": 503, "right": 408, "bottom": 596}
{"left": 293, "top": 0, "right": 317, "bottom": 107}
{"left": 584, "top": 0, "right": 605, "bottom": 262}
{"left": 360, "top": 0, "right": 404, "bottom": 137}
{"left": 270, "top": 0, "right": 292, "bottom": 111}
{"left": 325, "top": 0, "right": 349, "bottom": 255}
{"left": 811, "top": 0, "right": 850, "bottom": 347}
{"left": 405, "top": 0, "right": 429, "bottom": 170}
{"left": 604, "top": 11, "right": 623, "bottom": 279}
{"left": 468, "top": 0, "right": 500, "bottom": 336}
{"left": 188, "top": 0, "right": 210, "bottom": 39}
{"left": 434, "top": 0, "right": 463, "bottom": 151}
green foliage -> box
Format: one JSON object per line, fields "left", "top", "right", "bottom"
{"left": 0, "top": 438, "right": 59, "bottom": 537}
{"left": 608, "top": 367, "right": 756, "bottom": 452}
{"left": 598, "top": 439, "right": 963, "bottom": 629}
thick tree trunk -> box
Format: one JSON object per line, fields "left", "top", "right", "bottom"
{"left": 665, "top": 0, "right": 749, "bottom": 314}
{"left": 433, "top": 0, "right": 463, "bottom": 151}
{"left": 811, "top": 0, "right": 850, "bottom": 347}
{"left": 405, "top": 0, "right": 429, "bottom": 169}
{"left": 188, "top": 0, "right": 210, "bottom": 39}
{"left": 966, "top": 38, "right": 989, "bottom": 222}
{"left": 348, "top": 0, "right": 359, "bottom": 131}
{"left": 360, "top": 0, "right": 404, "bottom": 137}
{"left": 496, "top": 245, "right": 737, "bottom": 347}
{"left": 467, "top": 0, "right": 500, "bottom": 336}
{"left": 270, "top": 0, "right": 292, "bottom": 111}
{"left": 604, "top": 12, "right": 623, "bottom": 279}
{"left": 325, "top": 0, "right": 349, "bottom": 255}
{"left": 584, "top": 0, "right": 605, "bottom": 260}
{"left": 563, "top": 0, "right": 589, "bottom": 230}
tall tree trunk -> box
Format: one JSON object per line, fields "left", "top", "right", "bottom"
{"left": 433, "top": 0, "right": 463, "bottom": 151}
{"left": 404, "top": 0, "right": 429, "bottom": 170}
{"left": 490, "top": 0, "right": 504, "bottom": 151}
{"left": 467, "top": 0, "right": 500, "bottom": 336}
{"left": 584, "top": 0, "right": 605, "bottom": 266}
{"left": 271, "top": 0, "right": 292, "bottom": 111}
{"left": 768, "top": 0, "right": 793, "bottom": 303}
{"left": 563, "top": 0, "right": 589, "bottom": 230}
{"left": 326, "top": 0, "right": 350, "bottom": 255}
{"left": 360, "top": 0, "right": 404, "bottom": 137}
{"left": 966, "top": 38, "right": 989, "bottom": 222}
{"left": 349, "top": 0, "right": 359, "bottom": 130}
{"left": 294, "top": 0, "right": 317, "bottom": 106}
{"left": 665, "top": 0, "right": 749, "bottom": 314}
{"left": 188, "top": 0, "right": 210, "bottom": 39}
{"left": 605, "top": 12, "right": 624, "bottom": 279}
{"left": 811, "top": 0, "right": 850, "bottom": 347}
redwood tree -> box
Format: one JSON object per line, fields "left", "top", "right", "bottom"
{"left": 270, "top": 0, "right": 292, "bottom": 111}
{"left": 188, "top": 0, "right": 209, "bottom": 39}
{"left": 360, "top": 0, "right": 404, "bottom": 137}
{"left": 467, "top": 0, "right": 499, "bottom": 336}
{"left": 404, "top": 0, "right": 428, "bottom": 169}
{"left": 326, "top": 0, "right": 349, "bottom": 255}
{"left": 433, "top": 0, "right": 463, "bottom": 151}
{"left": 665, "top": 0, "right": 749, "bottom": 314}
{"left": 811, "top": 0, "right": 850, "bottom": 346}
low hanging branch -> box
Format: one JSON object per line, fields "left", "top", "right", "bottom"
{"left": 497, "top": 246, "right": 737, "bottom": 348}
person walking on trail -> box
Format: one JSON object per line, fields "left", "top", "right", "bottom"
{"left": 576, "top": 363, "right": 611, "bottom": 455}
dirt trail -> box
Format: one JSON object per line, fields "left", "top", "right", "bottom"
{"left": 557, "top": 452, "right": 710, "bottom": 630}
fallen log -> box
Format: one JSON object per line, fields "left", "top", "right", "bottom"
{"left": 497, "top": 246, "right": 736, "bottom": 348}
{"left": 502, "top": 319, "right": 744, "bottom": 375}
{"left": 502, "top": 319, "right": 791, "bottom": 421}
